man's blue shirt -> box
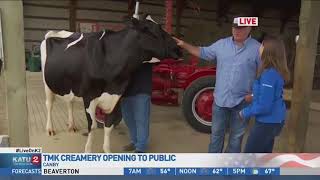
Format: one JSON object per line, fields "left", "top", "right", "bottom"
{"left": 200, "top": 36, "right": 261, "bottom": 108}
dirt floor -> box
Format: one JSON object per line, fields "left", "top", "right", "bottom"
{"left": 0, "top": 72, "right": 320, "bottom": 153}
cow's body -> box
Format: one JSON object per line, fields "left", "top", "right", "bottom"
{"left": 40, "top": 16, "right": 181, "bottom": 153}
{"left": 41, "top": 30, "right": 125, "bottom": 152}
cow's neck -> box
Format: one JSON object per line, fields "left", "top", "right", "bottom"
{"left": 87, "top": 29, "right": 151, "bottom": 91}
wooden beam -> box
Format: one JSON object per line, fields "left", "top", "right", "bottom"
{"left": 24, "top": 39, "right": 43, "bottom": 43}
{"left": 76, "top": 19, "right": 123, "bottom": 24}
{"left": 77, "top": 7, "right": 128, "bottom": 14}
{"left": 175, "top": 0, "right": 186, "bottom": 37}
{"left": 69, "top": 0, "right": 77, "bottom": 32}
{"left": 0, "top": 0, "right": 29, "bottom": 146}
{"left": 24, "top": 15, "right": 69, "bottom": 21}
{"left": 23, "top": 2, "right": 70, "bottom": 9}
{"left": 24, "top": 27, "right": 64, "bottom": 31}
{"left": 288, "top": 0, "right": 320, "bottom": 152}
{"left": 127, "top": 0, "right": 135, "bottom": 17}
{"left": 165, "top": 0, "right": 173, "bottom": 33}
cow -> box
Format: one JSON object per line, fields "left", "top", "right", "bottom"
{"left": 40, "top": 15, "right": 182, "bottom": 153}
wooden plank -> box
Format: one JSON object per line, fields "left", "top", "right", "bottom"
{"left": 27, "top": 93, "right": 41, "bottom": 136}
{"left": 76, "top": 0, "right": 128, "bottom": 11}
{"left": 26, "top": 73, "right": 44, "bottom": 134}
{"left": 76, "top": 18, "right": 122, "bottom": 24}
{"left": 24, "top": 18, "right": 69, "bottom": 30}
{"left": 76, "top": 9, "right": 127, "bottom": 22}
{"left": 0, "top": 76, "right": 8, "bottom": 135}
{"left": 23, "top": 1, "right": 70, "bottom": 9}
{"left": 33, "top": 90, "right": 47, "bottom": 133}
{"left": 25, "top": 39, "right": 42, "bottom": 43}
{"left": 0, "top": 0, "right": 29, "bottom": 147}
{"left": 24, "top": 15, "right": 69, "bottom": 21}
{"left": 76, "top": 7, "right": 127, "bottom": 14}
{"left": 23, "top": 5, "right": 69, "bottom": 18}
{"left": 139, "top": 4, "right": 166, "bottom": 15}
{"left": 24, "top": 27, "right": 63, "bottom": 31}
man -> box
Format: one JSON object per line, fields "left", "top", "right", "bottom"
{"left": 121, "top": 61, "right": 154, "bottom": 153}
{"left": 174, "top": 16, "right": 261, "bottom": 153}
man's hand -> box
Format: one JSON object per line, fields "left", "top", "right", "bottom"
{"left": 238, "top": 111, "right": 244, "bottom": 121}
{"left": 172, "top": 37, "right": 200, "bottom": 57}
{"left": 173, "top": 37, "right": 184, "bottom": 47}
{"left": 245, "top": 93, "right": 253, "bottom": 103}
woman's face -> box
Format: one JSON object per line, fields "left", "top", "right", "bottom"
{"left": 259, "top": 44, "right": 264, "bottom": 59}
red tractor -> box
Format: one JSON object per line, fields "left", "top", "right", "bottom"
{"left": 151, "top": 56, "right": 216, "bottom": 133}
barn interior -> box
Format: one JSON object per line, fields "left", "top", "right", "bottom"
{"left": 0, "top": 0, "right": 319, "bottom": 153}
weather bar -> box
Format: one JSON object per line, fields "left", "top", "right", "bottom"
{"left": 123, "top": 168, "right": 280, "bottom": 176}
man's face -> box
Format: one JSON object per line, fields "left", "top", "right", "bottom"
{"left": 232, "top": 26, "right": 251, "bottom": 42}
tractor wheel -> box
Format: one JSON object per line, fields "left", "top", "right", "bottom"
{"left": 182, "top": 76, "right": 215, "bottom": 133}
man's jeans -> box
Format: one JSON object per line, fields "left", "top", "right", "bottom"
{"left": 208, "top": 101, "right": 248, "bottom": 153}
{"left": 121, "top": 94, "right": 151, "bottom": 152}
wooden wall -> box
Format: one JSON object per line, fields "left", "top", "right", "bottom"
{"left": 23, "top": 0, "right": 70, "bottom": 51}
{"left": 23, "top": 0, "right": 300, "bottom": 48}
{"left": 22, "top": 0, "right": 319, "bottom": 87}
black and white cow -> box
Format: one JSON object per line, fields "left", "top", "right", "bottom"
{"left": 40, "top": 15, "right": 181, "bottom": 153}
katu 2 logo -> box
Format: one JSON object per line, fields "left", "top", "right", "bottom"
{"left": 12, "top": 155, "right": 41, "bottom": 166}
{"left": 31, "top": 155, "right": 41, "bottom": 165}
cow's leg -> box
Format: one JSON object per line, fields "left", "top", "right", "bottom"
{"left": 86, "top": 99, "right": 98, "bottom": 130}
{"left": 45, "top": 85, "right": 55, "bottom": 136}
{"left": 66, "top": 100, "right": 77, "bottom": 132}
{"left": 83, "top": 97, "right": 98, "bottom": 153}
{"left": 103, "top": 103, "right": 122, "bottom": 153}
{"left": 103, "top": 125, "right": 114, "bottom": 153}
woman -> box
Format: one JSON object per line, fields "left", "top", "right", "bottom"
{"left": 239, "top": 36, "right": 290, "bottom": 153}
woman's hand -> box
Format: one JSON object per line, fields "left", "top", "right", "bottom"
{"left": 245, "top": 93, "right": 253, "bottom": 103}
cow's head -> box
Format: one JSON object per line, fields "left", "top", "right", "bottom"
{"left": 86, "top": 15, "right": 182, "bottom": 82}
{"left": 128, "top": 15, "right": 182, "bottom": 61}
